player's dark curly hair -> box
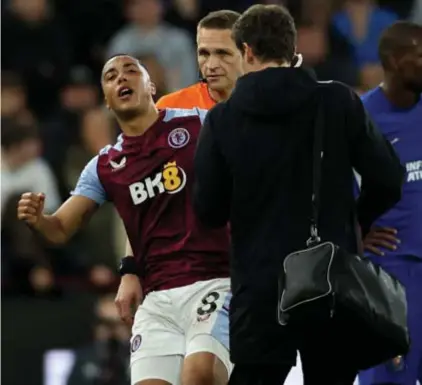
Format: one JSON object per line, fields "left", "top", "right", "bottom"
{"left": 232, "top": 4, "right": 297, "bottom": 65}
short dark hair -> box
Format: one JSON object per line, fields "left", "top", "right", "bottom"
{"left": 105, "top": 53, "right": 141, "bottom": 65}
{"left": 1, "top": 118, "right": 39, "bottom": 150}
{"left": 379, "top": 21, "right": 422, "bottom": 69}
{"left": 232, "top": 4, "right": 297, "bottom": 64}
{"left": 198, "top": 10, "right": 241, "bottom": 30}
{"left": 102, "top": 54, "right": 147, "bottom": 78}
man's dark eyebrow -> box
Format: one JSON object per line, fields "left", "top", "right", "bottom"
{"left": 103, "top": 67, "right": 116, "bottom": 77}
{"left": 198, "top": 47, "right": 232, "bottom": 54}
{"left": 216, "top": 48, "right": 231, "bottom": 54}
{"left": 123, "top": 62, "right": 139, "bottom": 69}
{"left": 103, "top": 62, "right": 139, "bottom": 77}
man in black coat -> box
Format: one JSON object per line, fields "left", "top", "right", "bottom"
{"left": 193, "top": 4, "right": 405, "bottom": 385}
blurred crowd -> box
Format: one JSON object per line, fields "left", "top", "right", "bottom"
{"left": 1, "top": 0, "right": 421, "bottom": 384}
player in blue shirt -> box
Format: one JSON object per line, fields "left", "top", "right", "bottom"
{"left": 358, "top": 21, "right": 422, "bottom": 385}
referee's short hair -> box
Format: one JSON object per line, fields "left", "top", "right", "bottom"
{"left": 198, "top": 10, "right": 241, "bottom": 31}
{"left": 232, "top": 4, "right": 296, "bottom": 65}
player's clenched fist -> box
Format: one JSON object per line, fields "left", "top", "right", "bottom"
{"left": 17, "top": 192, "right": 45, "bottom": 227}
{"left": 115, "top": 274, "right": 143, "bottom": 325}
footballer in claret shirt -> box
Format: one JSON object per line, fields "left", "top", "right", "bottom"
{"left": 17, "top": 55, "right": 232, "bottom": 385}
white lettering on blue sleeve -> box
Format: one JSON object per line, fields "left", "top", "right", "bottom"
{"left": 71, "top": 156, "right": 107, "bottom": 205}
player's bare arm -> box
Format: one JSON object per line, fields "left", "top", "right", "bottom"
{"left": 115, "top": 240, "right": 143, "bottom": 325}
{"left": 17, "top": 193, "right": 98, "bottom": 245}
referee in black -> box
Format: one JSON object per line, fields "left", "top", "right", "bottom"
{"left": 193, "top": 4, "right": 404, "bottom": 385}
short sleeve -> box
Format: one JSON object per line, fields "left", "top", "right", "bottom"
{"left": 71, "top": 156, "right": 107, "bottom": 205}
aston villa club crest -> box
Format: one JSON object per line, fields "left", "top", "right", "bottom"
{"left": 131, "top": 334, "right": 142, "bottom": 353}
{"left": 168, "top": 128, "right": 190, "bottom": 148}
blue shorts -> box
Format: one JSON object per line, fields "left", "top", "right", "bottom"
{"left": 359, "top": 259, "right": 422, "bottom": 385}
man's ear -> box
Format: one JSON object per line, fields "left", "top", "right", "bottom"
{"left": 149, "top": 81, "right": 156, "bottom": 96}
{"left": 243, "top": 43, "right": 254, "bottom": 65}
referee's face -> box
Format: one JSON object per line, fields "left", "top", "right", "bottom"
{"left": 197, "top": 28, "right": 243, "bottom": 93}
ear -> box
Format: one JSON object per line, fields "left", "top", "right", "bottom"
{"left": 243, "top": 43, "right": 255, "bottom": 65}
{"left": 149, "top": 81, "right": 156, "bottom": 96}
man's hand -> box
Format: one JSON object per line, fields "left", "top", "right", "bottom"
{"left": 17, "top": 192, "right": 45, "bottom": 228}
{"left": 363, "top": 227, "right": 400, "bottom": 256}
{"left": 115, "top": 274, "right": 143, "bottom": 325}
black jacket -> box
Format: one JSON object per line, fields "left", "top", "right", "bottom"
{"left": 193, "top": 67, "right": 404, "bottom": 364}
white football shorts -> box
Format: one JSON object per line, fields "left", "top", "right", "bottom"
{"left": 130, "top": 278, "right": 232, "bottom": 384}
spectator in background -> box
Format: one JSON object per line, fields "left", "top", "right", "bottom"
{"left": 410, "top": 0, "right": 422, "bottom": 24}
{"left": 53, "top": 0, "right": 125, "bottom": 74}
{"left": 80, "top": 108, "right": 116, "bottom": 156}
{"left": 55, "top": 106, "right": 119, "bottom": 285}
{"left": 42, "top": 66, "right": 99, "bottom": 200}
{"left": 137, "top": 53, "right": 169, "bottom": 100}
{"left": 332, "top": 0, "right": 398, "bottom": 90}
{"left": 2, "top": 0, "right": 72, "bottom": 118}
{"left": 1, "top": 119, "right": 60, "bottom": 215}
{"left": 67, "top": 294, "right": 130, "bottom": 385}
{"left": 64, "top": 107, "right": 120, "bottom": 275}
{"left": 1, "top": 118, "right": 60, "bottom": 296}
{"left": 1, "top": 71, "right": 34, "bottom": 126}
{"left": 164, "top": 0, "right": 201, "bottom": 40}
{"left": 107, "top": 0, "right": 197, "bottom": 91}
{"left": 296, "top": 0, "right": 359, "bottom": 86}
{"left": 1, "top": 80, "right": 116, "bottom": 294}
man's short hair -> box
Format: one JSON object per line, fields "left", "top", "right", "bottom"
{"left": 105, "top": 53, "right": 140, "bottom": 64}
{"left": 378, "top": 21, "right": 422, "bottom": 70}
{"left": 232, "top": 4, "right": 297, "bottom": 64}
{"left": 198, "top": 10, "right": 241, "bottom": 30}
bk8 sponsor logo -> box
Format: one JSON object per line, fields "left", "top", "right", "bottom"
{"left": 129, "top": 161, "right": 187, "bottom": 204}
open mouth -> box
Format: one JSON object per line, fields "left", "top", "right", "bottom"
{"left": 118, "top": 87, "right": 134, "bottom": 99}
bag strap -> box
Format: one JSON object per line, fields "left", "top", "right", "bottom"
{"left": 307, "top": 87, "right": 325, "bottom": 247}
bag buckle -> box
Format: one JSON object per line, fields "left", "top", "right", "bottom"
{"left": 306, "top": 224, "right": 321, "bottom": 247}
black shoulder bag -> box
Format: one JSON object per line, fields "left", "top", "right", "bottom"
{"left": 277, "top": 87, "right": 410, "bottom": 370}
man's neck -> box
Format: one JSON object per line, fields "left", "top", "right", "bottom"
{"left": 253, "top": 61, "right": 290, "bottom": 72}
{"left": 208, "top": 87, "right": 231, "bottom": 103}
{"left": 118, "top": 105, "right": 160, "bottom": 137}
{"left": 381, "top": 76, "right": 420, "bottom": 109}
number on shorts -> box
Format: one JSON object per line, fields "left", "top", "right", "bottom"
{"left": 197, "top": 291, "right": 220, "bottom": 316}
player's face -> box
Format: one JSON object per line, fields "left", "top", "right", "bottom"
{"left": 197, "top": 28, "right": 243, "bottom": 92}
{"left": 101, "top": 56, "right": 156, "bottom": 116}
{"left": 397, "top": 38, "right": 422, "bottom": 94}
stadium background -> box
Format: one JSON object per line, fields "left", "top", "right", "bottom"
{"left": 1, "top": 0, "right": 421, "bottom": 384}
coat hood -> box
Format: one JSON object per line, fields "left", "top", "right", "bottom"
{"left": 230, "top": 67, "right": 318, "bottom": 117}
